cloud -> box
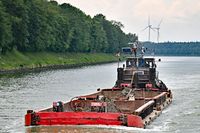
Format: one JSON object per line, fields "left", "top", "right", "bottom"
{"left": 166, "top": 0, "right": 200, "bottom": 23}
{"left": 133, "top": 0, "right": 167, "bottom": 17}
{"left": 132, "top": 0, "right": 200, "bottom": 23}
{"left": 56, "top": 0, "right": 200, "bottom": 22}
{"left": 55, "top": 0, "right": 200, "bottom": 41}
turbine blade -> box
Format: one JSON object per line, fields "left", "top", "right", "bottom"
{"left": 148, "top": 16, "right": 150, "bottom": 26}
{"left": 150, "top": 27, "right": 156, "bottom": 31}
{"left": 158, "top": 18, "right": 163, "bottom": 27}
{"left": 141, "top": 26, "right": 149, "bottom": 31}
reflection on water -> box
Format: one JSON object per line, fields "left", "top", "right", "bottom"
{"left": 1, "top": 57, "right": 200, "bottom": 133}
{"left": 26, "top": 126, "right": 128, "bottom": 133}
{"left": 26, "top": 125, "right": 151, "bottom": 133}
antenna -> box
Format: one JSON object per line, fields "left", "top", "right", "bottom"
{"left": 141, "top": 16, "right": 154, "bottom": 42}
{"left": 153, "top": 18, "right": 163, "bottom": 43}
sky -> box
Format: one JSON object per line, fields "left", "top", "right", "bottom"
{"left": 55, "top": 0, "right": 200, "bottom": 42}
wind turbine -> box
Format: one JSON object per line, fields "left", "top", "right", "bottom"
{"left": 153, "top": 19, "right": 163, "bottom": 43}
{"left": 142, "top": 16, "right": 154, "bottom": 42}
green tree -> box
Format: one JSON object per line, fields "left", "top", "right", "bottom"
{"left": 0, "top": 0, "right": 137, "bottom": 54}
{"left": 90, "top": 20, "right": 108, "bottom": 52}
{"left": 2, "top": 0, "right": 29, "bottom": 51}
{"left": 0, "top": 1, "right": 13, "bottom": 54}
{"left": 60, "top": 3, "right": 91, "bottom": 52}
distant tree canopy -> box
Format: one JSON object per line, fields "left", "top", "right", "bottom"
{"left": 144, "top": 42, "right": 200, "bottom": 56}
{"left": 0, "top": 0, "right": 137, "bottom": 54}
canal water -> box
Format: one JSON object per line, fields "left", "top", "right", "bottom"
{"left": 0, "top": 57, "right": 200, "bottom": 133}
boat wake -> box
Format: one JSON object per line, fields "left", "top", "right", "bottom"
{"left": 26, "top": 125, "right": 165, "bottom": 133}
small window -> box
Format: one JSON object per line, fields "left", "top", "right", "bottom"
{"left": 137, "top": 71, "right": 144, "bottom": 75}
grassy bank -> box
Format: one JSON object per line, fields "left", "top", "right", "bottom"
{"left": 0, "top": 50, "right": 118, "bottom": 72}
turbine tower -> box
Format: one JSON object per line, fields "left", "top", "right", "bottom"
{"left": 153, "top": 19, "right": 163, "bottom": 43}
{"left": 142, "top": 16, "right": 154, "bottom": 42}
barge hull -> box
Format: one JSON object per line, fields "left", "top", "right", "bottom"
{"left": 25, "top": 112, "right": 144, "bottom": 128}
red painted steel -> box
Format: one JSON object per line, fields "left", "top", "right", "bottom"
{"left": 25, "top": 114, "right": 31, "bottom": 126}
{"left": 25, "top": 112, "right": 144, "bottom": 128}
{"left": 127, "top": 115, "right": 144, "bottom": 128}
{"left": 120, "top": 83, "right": 131, "bottom": 88}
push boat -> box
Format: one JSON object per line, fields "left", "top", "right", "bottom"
{"left": 25, "top": 42, "right": 172, "bottom": 128}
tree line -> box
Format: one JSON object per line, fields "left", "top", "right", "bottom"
{"left": 0, "top": 0, "right": 137, "bottom": 54}
{"left": 143, "top": 42, "right": 200, "bottom": 56}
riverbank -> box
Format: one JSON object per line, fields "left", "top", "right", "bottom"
{"left": 0, "top": 50, "right": 119, "bottom": 74}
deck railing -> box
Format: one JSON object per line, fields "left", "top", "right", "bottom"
{"left": 134, "top": 100, "right": 154, "bottom": 119}
{"left": 153, "top": 92, "right": 167, "bottom": 108}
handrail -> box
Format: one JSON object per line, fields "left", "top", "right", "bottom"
{"left": 134, "top": 100, "right": 154, "bottom": 115}
{"left": 153, "top": 92, "right": 167, "bottom": 100}
{"left": 153, "top": 92, "right": 167, "bottom": 108}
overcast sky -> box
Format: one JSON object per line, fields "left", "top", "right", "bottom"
{"left": 56, "top": 0, "right": 200, "bottom": 42}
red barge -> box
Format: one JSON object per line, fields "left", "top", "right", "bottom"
{"left": 25, "top": 43, "right": 172, "bottom": 128}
